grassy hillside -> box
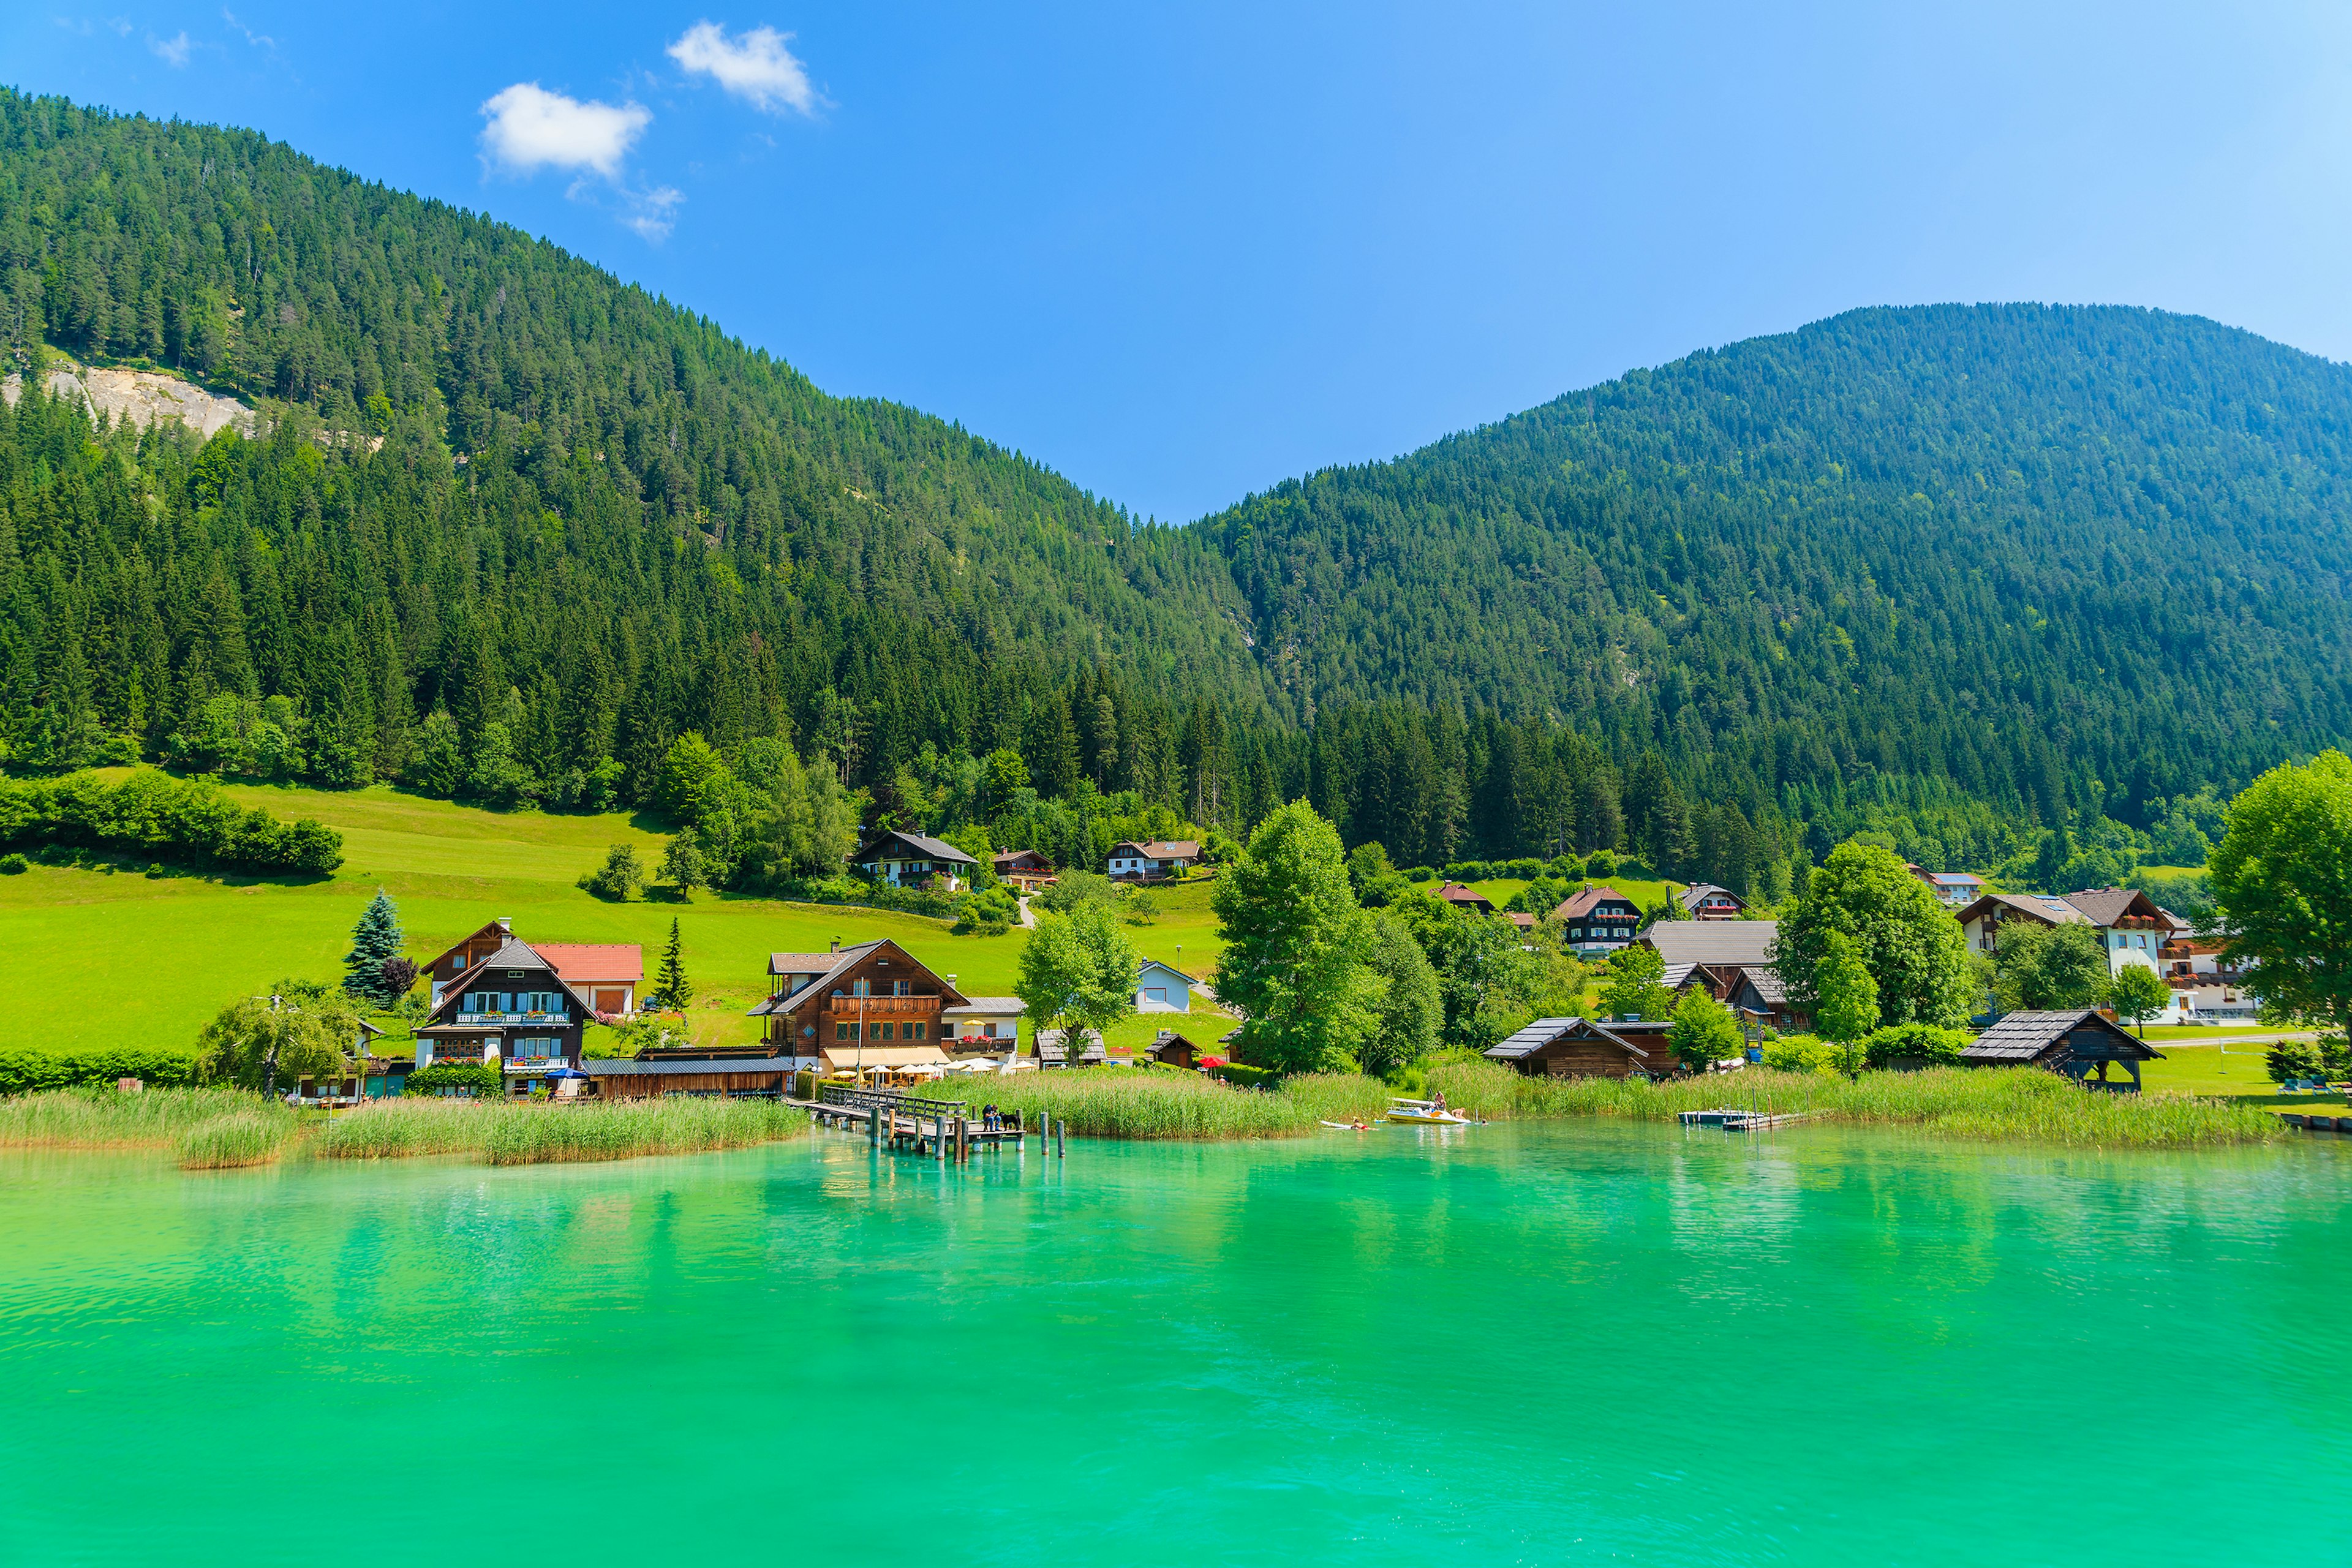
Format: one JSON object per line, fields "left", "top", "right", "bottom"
{"left": 0, "top": 782, "right": 1204, "bottom": 1060}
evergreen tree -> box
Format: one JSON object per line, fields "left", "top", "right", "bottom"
{"left": 342, "top": 891, "right": 404, "bottom": 1006}
{"left": 648, "top": 919, "right": 693, "bottom": 1012}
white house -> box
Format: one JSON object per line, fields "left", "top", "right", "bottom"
{"left": 942, "top": 995, "right": 1027, "bottom": 1046}
{"left": 1107, "top": 840, "right": 1200, "bottom": 880}
{"left": 1134, "top": 959, "right": 1194, "bottom": 1013}
{"left": 851, "top": 828, "right": 979, "bottom": 889}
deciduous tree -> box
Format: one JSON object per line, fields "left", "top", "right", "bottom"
{"left": 1212, "top": 800, "right": 1385, "bottom": 1074}
{"left": 2212, "top": 750, "right": 2352, "bottom": 1060}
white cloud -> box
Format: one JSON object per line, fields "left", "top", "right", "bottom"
{"left": 622, "top": 186, "right": 686, "bottom": 242}
{"left": 222, "top": 7, "right": 274, "bottom": 49}
{"left": 479, "top": 83, "right": 651, "bottom": 179}
{"left": 666, "top": 21, "right": 816, "bottom": 115}
{"left": 149, "top": 30, "right": 191, "bottom": 66}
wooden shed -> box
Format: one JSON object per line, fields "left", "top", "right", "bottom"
{"left": 1959, "top": 1008, "right": 2164, "bottom": 1091}
{"left": 1145, "top": 1029, "right": 1203, "bottom": 1068}
{"left": 1483, "top": 1017, "right": 1676, "bottom": 1079}
{"left": 586, "top": 1049, "right": 799, "bottom": 1100}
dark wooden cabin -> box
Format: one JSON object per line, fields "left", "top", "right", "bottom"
{"left": 1483, "top": 1016, "right": 1676, "bottom": 1079}
{"left": 1959, "top": 1009, "right": 2164, "bottom": 1091}
{"left": 1146, "top": 1029, "right": 1202, "bottom": 1068}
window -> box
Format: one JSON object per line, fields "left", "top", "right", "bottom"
{"left": 892, "top": 980, "right": 912, "bottom": 997}
{"left": 909, "top": 1022, "right": 925, "bottom": 1041}
{"left": 853, "top": 979, "right": 871, "bottom": 997}
{"left": 875, "top": 1022, "right": 895, "bottom": 1042}
{"left": 1145, "top": 989, "right": 1167, "bottom": 1005}
{"left": 835, "top": 1022, "right": 856, "bottom": 1042}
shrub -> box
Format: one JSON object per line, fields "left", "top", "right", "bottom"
{"left": 404, "top": 1061, "right": 503, "bottom": 1098}
{"left": 1861, "top": 1022, "right": 1970, "bottom": 1069}
{"left": 0, "top": 852, "right": 27, "bottom": 874}
{"left": 0, "top": 1046, "right": 200, "bottom": 1096}
{"left": 0, "top": 769, "right": 343, "bottom": 875}
{"left": 1760, "top": 1036, "right": 1844, "bottom": 1076}
{"left": 954, "top": 885, "right": 1021, "bottom": 934}
{"left": 1209, "top": 1062, "right": 1277, "bottom": 1088}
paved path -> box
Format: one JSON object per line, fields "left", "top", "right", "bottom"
{"left": 1017, "top": 894, "right": 1036, "bottom": 930}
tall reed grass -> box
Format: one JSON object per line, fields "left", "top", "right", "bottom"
{"left": 176, "top": 1109, "right": 302, "bottom": 1169}
{"left": 315, "top": 1096, "right": 497, "bottom": 1159}
{"left": 483, "top": 1097, "right": 809, "bottom": 1164}
{"left": 1422, "top": 1057, "right": 2283, "bottom": 1148}
{"left": 927, "top": 1069, "right": 1333, "bottom": 1140}
{"left": 0, "top": 1086, "right": 292, "bottom": 1149}
{"left": 318, "top": 1095, "right": 810, "bottom": 1164}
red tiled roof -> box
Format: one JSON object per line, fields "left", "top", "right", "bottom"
{"left": 1551, "top": 886, "right": 1629, "bottom": 921}
{"left": 535, "top": 943, "right": 644, "bottom": 984}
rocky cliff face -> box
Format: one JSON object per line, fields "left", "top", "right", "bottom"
{"left": 1, "top": 360, "right": 254, "bottom": 439}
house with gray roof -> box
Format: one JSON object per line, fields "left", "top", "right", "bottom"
{"left": 1959, "top": 1008, "right": 2163, "bottom": 1091}
{"left": 852, "top": 828, "right": 979, "bottom": 889}
{"left": 413, "top": 935, "right": 595, "bottom": 1095}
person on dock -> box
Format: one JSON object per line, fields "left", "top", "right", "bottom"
{"left": 982, "top": 1102, "right": 999, "bottom": 1132}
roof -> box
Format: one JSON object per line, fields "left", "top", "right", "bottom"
{"left": 533, "top": 943, "right": 644, "bottom": 984}
{"left": 1678, "top": 883, "right": 1743, "bottom": 910}
{"left": 1960, "top": 1009, "right": 2163, "bottom": 1063}
{"left": 1660, "top": 962, "right": 1699, "bottom": 991}
{"left": 1438, "top": 881, "right": 1493, "bottom": 907}
{"left": 2061, "top": 888, "right": 2174, "bottom": 929}
{"left": 1928, "top": 872, "right": 1984, "bottom": 888}
{"left": 1955, "top": 891, "right": 2090, "bottom": 927}
{"left": 1136, "top": 959, "right": 1193, "bottom": 983}
{"left": 1142, "top": 840, "right": 1199, "bottom": 859}
{"left": 747, "top": 940, "right": 967, "bottom": 1016}
{"left": 942, "top": 996, "right": 1025, "bottom": 1016}
{"left": 993, "top": 848, "right": 1051, "bottom": 869}
{"left": 429, "top": 937, "right": 595, "bottom": 1024}
{"left": 1642, "top": 921, "right": 1777, "bottom": 967}
{"left": 1502, "top": 911, "right": 1538, "bottom": 929}
{"left": 423, "top": 918, "right": 512, "bottom": 976}
{"left": 1732, "top": 967, "right": 1787, "bottom": 1005}
{"left": 1553, "top": 886, "right": 1635, "bottom": 921}
{"left": 853, "top": 829, "right": 977, "bottom": 865}
{"left": 1484, "top": 1016, "right": 1667, "bottom": 1062}
{"left": 821, "top": 1044, "right": 952, "bottom": 1068}
{"left": 584, "top": 1055, "right": 799, "bottom": 1077}
{"left": 1035, "top": 1027, "right": 1107, "bottom": 1062}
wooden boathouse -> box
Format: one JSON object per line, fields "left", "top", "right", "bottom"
{"left": 1958, "top": 1008, "right": 2164, "bottom": 1091}
{"left": 1483, "top": 1016, "right": 1678, "bottom": 1079}
{"left": 585, "top": 1047, "right": 799, "bottom": 1100}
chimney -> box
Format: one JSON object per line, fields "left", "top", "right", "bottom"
{"left": 496, "top": 918, "right": 511, "bottom": 933}
{"left": 830, "top": 939, "right": 840, "bottom": 954}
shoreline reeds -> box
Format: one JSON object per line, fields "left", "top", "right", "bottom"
{"left": 176, "top": 1108, "right": 301, "bottom": 1169}
{"left": 317, "top": 1095, "right": 811, "bottom": 1165}
{"left": 0, "top": 1086, "right": 295, "bottom": 1150}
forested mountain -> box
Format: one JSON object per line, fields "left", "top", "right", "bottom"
{"left": 2, "top": 87, "right": 2348, "bottom": 899}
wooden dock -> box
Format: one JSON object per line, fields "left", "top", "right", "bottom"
{"left": 1679, "top": 1107, "right": 1817, "bottom": 1132}
{"left": 796, "top": 1085, "right": 1036, "bottom": 1160}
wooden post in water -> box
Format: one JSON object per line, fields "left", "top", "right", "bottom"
{"left": 936, "top": 1112, "right": 946, "bottom": 1164}
{"left": 869, "top": 1101, "right": 879, "bottom": 1148}
{"left": 1055, "top": 1117, "right": 1066, "bottom": 1159}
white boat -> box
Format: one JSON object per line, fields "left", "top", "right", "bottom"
{"left": 1385, "top": 1097, "right": 1472, "bottom": 1125}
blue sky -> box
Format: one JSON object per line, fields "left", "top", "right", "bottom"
{"left": 9, "top": 2, "right": 2352, "bottom": 521}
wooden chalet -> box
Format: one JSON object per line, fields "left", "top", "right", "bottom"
{"left": 1678, "top": 883, "right": 1746, "bottom": 921}
{"left": 746, "top": 939, "right": 970, "bottom": 1074}
{"left": 1436, "top": 881, "right": 1496, "bottom": 916}
{"left": 992, "top": 848, "right": 1055, "bottom": 891}
{"left": 424, "top": 918, "right": 519, "bottom": 1009}
{"left": 852, "top": 829, "right": 979, "bottom": 889}
{"left": 1960, "top": 1008, "right": 2163, "bottom": 1090}
{"left": 1552, "top": 886, "right": 1643, "bottom": 957}
{"left": 1662, "top": 959, "right": 1811, "bottom": 1033}
{"left": 1485, "top": 1016, "right": 1676, "bottom": 1079}
{"left": 1145, "top": 1029, "right": 1204, "bottom": 1068}
{"left": 413, "top": 935, "right": 594, "bottom": 1095}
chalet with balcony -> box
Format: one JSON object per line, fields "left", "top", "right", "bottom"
{"left": 424, "top": 918, "right": 520, "bottom": 1009}
{"left": 992, "top": 848, "right": 1055, "bottom": 890}
{"left": 1552, "top": 886, "right": 1643, "bottom": 959}
{"left": 413, "top": 935, "right": 592, "bottom": 1095}
{"left": 1678, "top": 883, "right": 1746, "bottom": 921}
{"left": 1107, "top": 840, "right": 1200, "bottom": 880}
{"left": 851, "top": 829, "right": 978, "bottom": 889}
{"left": 943, "top": 995, "right": 1027, "bottom": 1049}
{"left": 1911, "top": 867, "right": 1985, "bottom": 909}
{"left": 745, "top": 939, "right": 970, "bottom": 1074}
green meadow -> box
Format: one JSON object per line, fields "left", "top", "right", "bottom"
{"left": 0, "top": 780, "right": 1229, "bottom": 1060}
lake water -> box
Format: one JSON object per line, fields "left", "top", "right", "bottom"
{"left": 3, "top": 1123, "right": 2348, "bottom": 1565}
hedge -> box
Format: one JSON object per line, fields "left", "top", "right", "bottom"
{"left": 0, "top": 769, "right": 343, "bottom": 875}
{"left": 0, "top": 1046, "right": 202, "bottom": 1096}
{"left": 1209, "top": 1063, "right": 1278, "bottom": 1088}
{"left": 404, "top": 1062, "right": 503, "bottom": 1097}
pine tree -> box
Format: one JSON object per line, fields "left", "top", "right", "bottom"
{"left": 649, "top": 918, "right": 693, "bottom": 1012}
{"left": 342, "top": 891, "right": 405, "bottom": 1005}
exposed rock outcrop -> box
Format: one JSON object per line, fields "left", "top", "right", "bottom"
{"left": 1, "top": 360, "right": 255, "bottom": 438}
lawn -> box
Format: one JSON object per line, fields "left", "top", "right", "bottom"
{"left": 2136, "top": 1044, "right": 2345, "bottom": 1112}
{"left": 0, "top": 782, "right": 1060, "bottom": 1059}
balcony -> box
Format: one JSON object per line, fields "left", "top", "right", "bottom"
{"left": 821, "top": 996, "right": 941, "bottom": 1017}
{"left": 454, "top": 1010, "right": 570, "bottom": 1025}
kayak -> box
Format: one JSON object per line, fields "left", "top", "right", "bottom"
{"left": 1319, "top": 1119, "right": 1376, "bottom": 1130}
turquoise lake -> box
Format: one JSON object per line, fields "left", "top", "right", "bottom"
{"left": 2, "top": 1122, "right": 2348, "bottom": 1565}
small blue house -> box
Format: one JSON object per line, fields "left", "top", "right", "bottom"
{"left": 1134, "top": 959, "right": 1194, "bottom": 1013}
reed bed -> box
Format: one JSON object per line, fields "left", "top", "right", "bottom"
{"left": 316, "top": 1096, "right": 812, "bottom": 1164}
{"left": 176, "top": 1109, "right": 303, "bottom": 1169}
{"left": 315, "top": 1097, "right": 500, "bottom": 1159}
{"left": 483, "top": 1097, "right": 809, "bottom": 1164}
{"left": 926, "top": 1069, "right": 1331, "bottom": 1140}
{"left": 1422, "top": 1057, "right": 2283, "bottom": 1149}
{"left": 0, "top": 1086, "right": 293, "bottom": 1150}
